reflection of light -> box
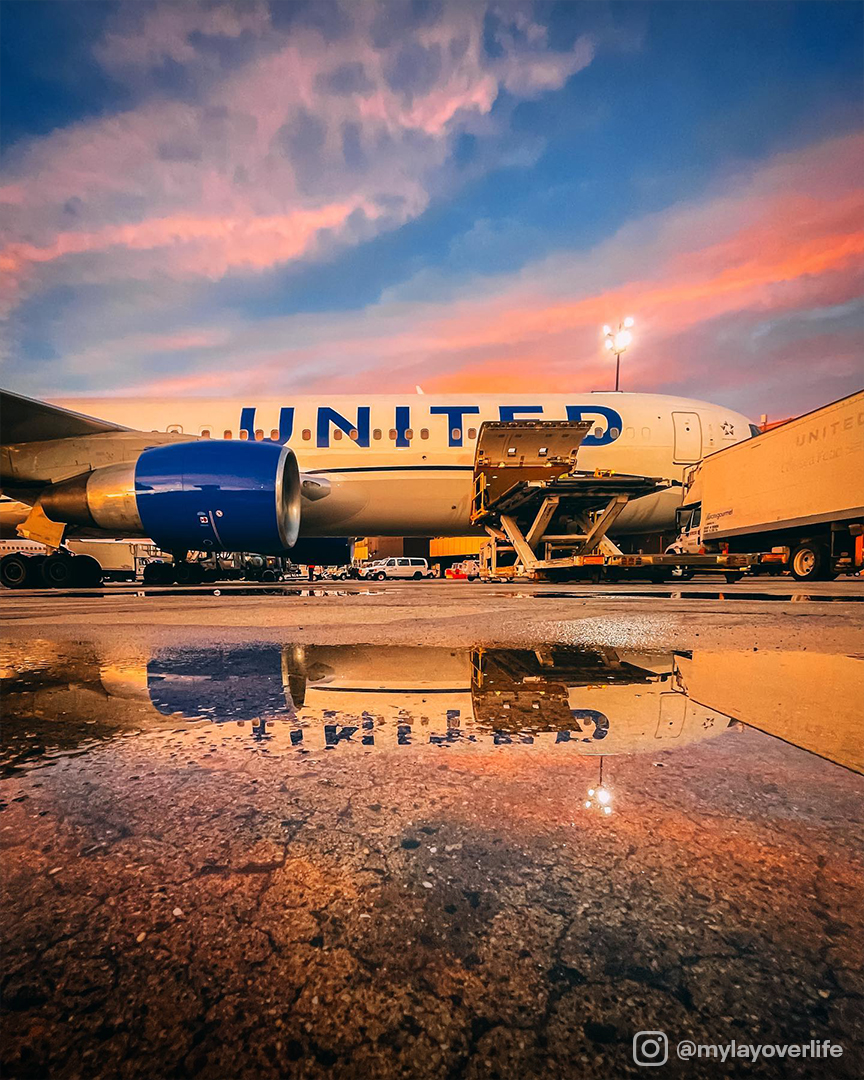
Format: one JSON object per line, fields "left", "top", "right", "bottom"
{"left": 603, "top": 806, "right": 612, "bottom": 815}
{"left": 602, "top": 324, "right": 612, "bottom": 336}
{"left": 604, "top": 337, "right": 614, "bottom": 350}
{"left": 623, "top": 315, "right": 635, "bottom": 328}
{"left": 596, "top": 787, "right": 611, "bottom": 806}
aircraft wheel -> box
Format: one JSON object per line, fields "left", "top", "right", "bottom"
{"left": 174, "top": 562, "right": 205, "bottom": 585}
{"left": 70, "top": 554, "right": 103, "bottom": 587}
{"left": 790, "top": 542, "right": 828, "bottom": 581}
{"left": 41, "top": 553, "right": 74, "bottom": 588}
{"left": 143, "top": 562, "right": 173, "bottom": 584}
{"left": 0, "top": 553, "right": 32, "bottom": 589}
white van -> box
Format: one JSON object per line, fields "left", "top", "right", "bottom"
{"left": 364, "top": 557, "right": 432, "bottom": 580}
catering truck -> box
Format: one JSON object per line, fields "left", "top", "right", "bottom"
{"left": 668, "top": 391, "right": 864, "bottom": 581}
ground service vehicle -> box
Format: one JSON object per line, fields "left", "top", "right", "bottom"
{"left": 363, "top": 557, "right": 432, "bottom": 580}
{"left": 668, "top": 391, "right": 864, "bottom": 581}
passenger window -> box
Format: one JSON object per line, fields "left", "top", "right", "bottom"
{"left": 200, "top": 429, "right": 211, "bottom": 439}
{"left": 405, "top": 428, "right": 414, "bottom": 440}
{"left": 255, "top": 429, "right": 264, "bottom": 441}
{"left": 373, "top": 428, "right": 382, "bottom": 440}
{"left": 609, "top": 427, "right": 620, "bottom": 438}
{"left": 223, "top": 430, "right": 232, "bottom": 439}
{"left": 625, "top": 427, "right": 634, "bottom": 439}
{"left": 593, "top": 426, "right": 603, "bottom": 439}
{"left": 467, "top": 427, "right": 477, "bottom": 440}
{"left": 451, "top": 428, "right": 461, "bottom": 441}
{"left": 693, "top": 506, "right": 702, "bottom": 527}
{"left": 270, "top": 429, "right": 279, "bottom": 441}
{"left": 398, "top": 558, "right": 410, "bottom": 566}
{"left": 333, "top": 429, "right": 343, "bottom": 440}
{"left": 642, "top": 427, "right": 651, "bottom": 439}
{"left": 349, "top": 428, "right": 359, "bottom": 440}
{"left": 239, "top": 430, "right": 249, "bottom": 440}
{"left": 389, "top": 429, "right": 397, "bottom": 440}
{"left": 420, "top": 428, "right": 429, "bottom": 440}
{"left": 302, "top": 429, "right": 312, "bottom": 441}
{"left": 167, "top": 424, "right": 183, "bottom": 434}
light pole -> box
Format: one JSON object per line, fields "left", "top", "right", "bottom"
{"left": 603, "top": 317, "right": 635, "bottom": 391}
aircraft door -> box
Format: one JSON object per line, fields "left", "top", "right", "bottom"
{"left": 656, "top": 692, "right": 687, "bottom": 738}
{"left": 672, "top": 412, "right": 702, "bottom": 463}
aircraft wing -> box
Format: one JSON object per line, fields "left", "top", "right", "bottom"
{"left": 0, "top": 388, "right": 130, "bottom": 444}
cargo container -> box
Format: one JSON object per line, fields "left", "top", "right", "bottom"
{"left": 668, "top": 391, "right": 864, "bottom": 580}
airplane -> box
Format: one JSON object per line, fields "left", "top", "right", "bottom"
{"left": 0, "top": 388, "right": 755, "bottom": 585}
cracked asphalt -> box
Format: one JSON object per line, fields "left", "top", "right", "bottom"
{"left": 1, "top": 581, "right": 862, "bottom": 1079}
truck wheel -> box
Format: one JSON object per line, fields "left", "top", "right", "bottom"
{"left": 790, "top": 542, "right": 827, "bottom": 581}
{"left": 375, "top": 572, "right": 386, "bottom": 580}
{"left": 669, "top": 565, "right": 694, "bottom": 581}
{"left": 412, "top": 571, "right": 423, "bottom": 579}
{"left": 724, "top": 572, "right": 744, "bottom": 584}
{"left": 0, "top": 553, "right": 31, "bottom": 588}
{"left": 41, "top": 553, "right": 74, "bottom": 588}
{"left": 70, "top": 554, "right": 103, "bottom": 587}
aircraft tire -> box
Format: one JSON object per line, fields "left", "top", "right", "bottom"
{"left": 41, "top": 553, "right": 74, "bottom": 588}
{"left": 70, "top": 555, "right": 103, "bottom": 588}
{"left": 0, "top": 553, "right": 31, "bottom": 589}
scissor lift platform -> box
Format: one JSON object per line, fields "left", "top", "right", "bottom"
{"left": 471, "top": 420, "right": 671, "bottom": 580}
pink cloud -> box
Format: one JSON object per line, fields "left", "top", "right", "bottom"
{"left": 0, "top": 1, "right": 593, "bottom": 318}
{"left": 96, "top": 129, "right": 863, "bottom": 417}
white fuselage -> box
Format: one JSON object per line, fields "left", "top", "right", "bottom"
{"left": 57, "top": 392, "right": 753, "bottom": 536}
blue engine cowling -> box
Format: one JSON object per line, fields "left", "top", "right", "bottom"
{"left": 41, "top": 439, "right": 302, "bottom": 554}
{"left": 135, "top": 440, "right": 301, "bottom": 554}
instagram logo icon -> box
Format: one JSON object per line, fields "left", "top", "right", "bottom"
{"left": 633, "top": 1031, "right": 669, "bottom": 1066}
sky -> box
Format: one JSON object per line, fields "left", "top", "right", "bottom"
{"left": 0, "top": 0, "right": 862, "bottom": 419}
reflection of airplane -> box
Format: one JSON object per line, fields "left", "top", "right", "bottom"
{"left": 1, "top": 390, "right": 753, "bottom": 568}
{"left": 4, "top": 641, "right": 859, "bottom": 772}
{"left": 2, "top": 641, "right": 729, "bottom": 761}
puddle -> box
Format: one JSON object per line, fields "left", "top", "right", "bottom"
{"left": 530, "top": 590, "right": 864, "bottom": 602}
{"left": 3, "top": 640, "right": 861, "bottom": 777}
{"left": 2, "top": 635, "right": 861, "bottom": 1078}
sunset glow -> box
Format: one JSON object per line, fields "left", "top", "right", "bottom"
{"left": 1, "top": 1, "right": 861, "bottom": 417}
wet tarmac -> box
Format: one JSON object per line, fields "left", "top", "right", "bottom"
{"left": 1, "top": 624, "right": 862, "bottom": 1079}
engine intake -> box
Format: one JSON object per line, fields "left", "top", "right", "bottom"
{"left": 40, "top": 441, "right": 301, "bottom": 554}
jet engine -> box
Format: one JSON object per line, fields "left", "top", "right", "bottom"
{"left": 39, "top": 440, "right": 301, "bottom": 554}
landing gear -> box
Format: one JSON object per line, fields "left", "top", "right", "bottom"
{"left": 1, "top": 550, "right": 103, "bottom": 589}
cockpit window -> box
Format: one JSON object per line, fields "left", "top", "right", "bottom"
{"left": 749, "top": 424, "right": 761, "bottom": 438}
